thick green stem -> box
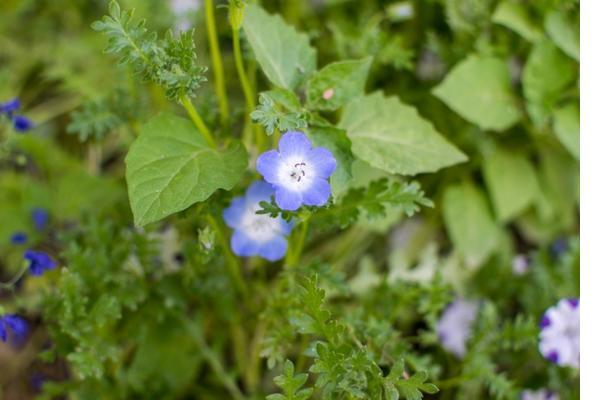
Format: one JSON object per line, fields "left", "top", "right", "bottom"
{"left": 285, "top": 219, "right": 309, "bottom": 268}
{"left": 232, "top": 28, "right": 264, "bottom": 152}
{"left": 205, "top": 0, "right": 230, "bottom": 125}
{"left": 206, "top": 214, "right": 248, "bottom": 297}
{"left": 180, "top": 95, "right": 217, "bottom": 148}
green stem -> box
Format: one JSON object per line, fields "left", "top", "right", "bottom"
{"left": 180, "top": 95, "right": 217, "bottom": 148}
{"left": 232, "top": 28, "right": 263, "bottom": 150}
{"left": 206, "top": 214, "right": 248, "bottom": 297}
{"left": 285, "top": 219, "right": 309, "bottom": 268}
{"left": 0, "top": 263, "right": 29, "bottom": 290}
{"left": 182, "top": 317, "right": 246, "bottom": 400}
{"left": 205, "top": 0, "right": 230, "bottom": 125}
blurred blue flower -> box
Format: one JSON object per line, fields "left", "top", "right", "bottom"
{"left": 0, "top": 314, "right": 29, "bottom": 344}
{"left": 13, "top": 115, "right": 34, "bottom": 132}
{"left": 32, "top": 208, "right": 49, "bottom": 231}
{"left": 223, "top": 181, "right": 293, "bottom": 261}
{"left": 436, "top": 299, "right": 478, "bottom": 358}
{"left": 0, "top": 98, "right": 21, "bottom": 115}
{"left": 24, "top": 249, "right": 57, "bottom": 276}
{"left": 257, "top": 131, "right": 336, "bottom": 211}
{"left": 539, "top": 298, "right": 579, "bottom": 368}
{"left": 10, "top": 232, "right": 28, "bottom": 245}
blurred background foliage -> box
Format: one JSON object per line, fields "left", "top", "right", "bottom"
{"left": 0, "top": 0, "right": 578, "bottom": 399}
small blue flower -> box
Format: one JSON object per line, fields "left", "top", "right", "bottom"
{"left": 0, "top": 314, "right": 29, "bottom": 344}
{"left": 24, "top": 249, "right": 57, "bottom": 276}
{"left": 539, "top": 298, "right": 579, "bottom": 368}
{"left": 10, "top": 232, "right": 28, "bottom": 245}
{"left": 0, "top": 98, "right": 21, "bottom": 115}
{"left": 223, "top": 181, "right": 293, "bottom": 261}
{"left": 256, "top": 131, "right": 336, "bottom": 211}
{"left": 31, "top": 208, "right": 49, "bottom": 231}
{"left": 12, "top": 115, "right": 34, "bottom": 132}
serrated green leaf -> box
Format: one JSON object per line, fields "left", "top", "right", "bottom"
{"left": 553, "top": 103, "right": 579, "bottom": 159}
{"left": 545, "top": 11, "right": 579, "bottom": 61}
{"left": 243, "top": 4, "right": 316, "bottom": 90}
{"left": 339, "top": 92, "right": 467, "bottom": 175}
{"left": 125, "top": 113, "right": 247, "bottom": 226}
{"left": 433, "top": 55, "right": 521, "bottom": 131}
{"left": 307, "top": 57, "right": 372, "bottom": 111}
{"left": 492, "top": 1, "right": 543, "bottom": 42}
{"left": 482, "top": 147, "right": 539, "bottom": 222}
{"left": 442, "top": 181, "right": 500, "bottom": 268}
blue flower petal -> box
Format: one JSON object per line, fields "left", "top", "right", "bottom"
{"left": 0, "top": 98, "right": 20, "bottom": 114}
{"left": 3, "top": 315, "right": 28, "bottom": 342}
{"left": 223, "top": 197, "right": 247, "bottom": 229}
{"left": 279, "top": 219, "right": 294, "bottom": 236}
{"left": 275, "top": 187, "right": 303, "bottom": 211}
{"left": 24, "top": 249, "right": 57, "bottom": 276}
{"left": 231, "top": 230, "right": 260, "bottom": 257}
{"left": 258, "top": 236, "right": 288, "bottom": 261}
{"left": 0, "top": 320, "right": 6, "bottom": 342}
{"left": 13, "top": 115, "right": 34, "bottom": 132}
{"left": 302, "top": 178, "right": 331, "bottom": 207}
{"left": 256, "top": 150, "right": 284, "bottom": 184}
{"left": 278, "top": 131, "right": 312, "bottom": 158}
{"left": 31, "top": 208, "right": 49, "bottom": 230}
{"left": 10, "top": 232, "right": 28, "bottom": 245}
{"left": 306, "top": 147, "right": 337, "bottom": 179}
{"left": 246, "top": 181, "right": 275, "bottom": 204}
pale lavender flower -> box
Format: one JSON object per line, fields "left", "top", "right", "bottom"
{"left": 512, "top": 254, "right": 529, "bottom": 275}
{"left": 256, "top": 132, "right": 336, "bottom": 211}
{"left": 223, "top": 181, "right": 293, "bottom": 261}
{"left": 521, "top": 388, "right": 559, "bottom": 400}
{"left": 539, "top": 298, "right": 579, "bottom": 368}
{"left": 437, "top": 299, "right": 478, "bottom": 358}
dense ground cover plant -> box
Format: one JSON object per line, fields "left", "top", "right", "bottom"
{"left": 0, "top": 0, "right": 579, "bottom": 398}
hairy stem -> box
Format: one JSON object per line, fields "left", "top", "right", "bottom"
{"left": 205, "top": 0, "right": 230, "bottom": 126}
{"left": 285, "top": 219, "right": 309, "bottom": 268}
{"left": 180, "top": 95, "right": 217, "bottom": 148}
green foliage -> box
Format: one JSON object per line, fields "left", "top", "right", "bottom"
{"left": 339, "top": 92, "right": 467, "bottom": 175}
{"left": 267, "top": 360, "right": 313, "bottom": 400}
{"left": 125, "top": 113, "right": 247, "bottom": 226}
{"left": 442, "top": 181, "right": 501, "bottom": 268}
{"left": 433, "top": 55, "right": 522, "bottom": 131}
{"left": 306, "top": 58, "right": 372, "bottom": 111}
{"left": 243, "top": 4, "right": 317, "bottom": 90}
{"left": 251, "top": 90, "right": 309, "bottom": 135}
{"left": 92, "top": 1, "right": 207, "bottom": 100}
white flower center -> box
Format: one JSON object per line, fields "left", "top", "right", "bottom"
{"left": 278, "top": 157, "right": 313, "bottom": 191}
{"left": 240, "top": 203, "right": 281, "bottom": 243}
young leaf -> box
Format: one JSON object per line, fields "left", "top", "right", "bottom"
{"left": 251, "top": 90, "right": 308, "bottom": 135}
{"left": 125, "top": 113, "right": 247, "bottom": 226}
{"left": 243, "top": 4, "right": 316, "bottom": 90}
{"left": 442, "top": 181, "right": 500, "bottom": 268}
{"left": 553, "top": 103, "right": 580, "bottom": 159}
{"left": 482, "top": 147, "right": 539, "bottom": 222}
{"left": 433, "top": 55, "right": 521, "bottom": 131}
{"left": 339, "top": 92, "right": 467, "bottom": 175}
{"left": 306, "top": 57, "right": 372, "bottom": 111}
{"left": 267, "top": 360, "right": 313, "bottom": 400}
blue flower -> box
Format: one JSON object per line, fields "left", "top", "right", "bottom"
{"left": 223, "top": 181, "right": 293, "bottom": 261}
{"left": 13, "top": 115, "right": 34, "bottom": 132}
{"left": 256, "top": 131, "right": 336, "bottom": 211}
{"left": 24, "top": 250, "right": 57, "bottom": 276}
{"left": 539, "top": 298, "right": 579, "bottom": 368}
{"left": 0, "top": 314, "right": 29, "bottom": 344}
{"left": 31, "top": 208, "right": 49, "bottom": 231}
{"left": 0, "top": 98, "right": 21, "bottom": 115}
{"left": 10, "top": 232, "right": 28, "bottom": 245}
